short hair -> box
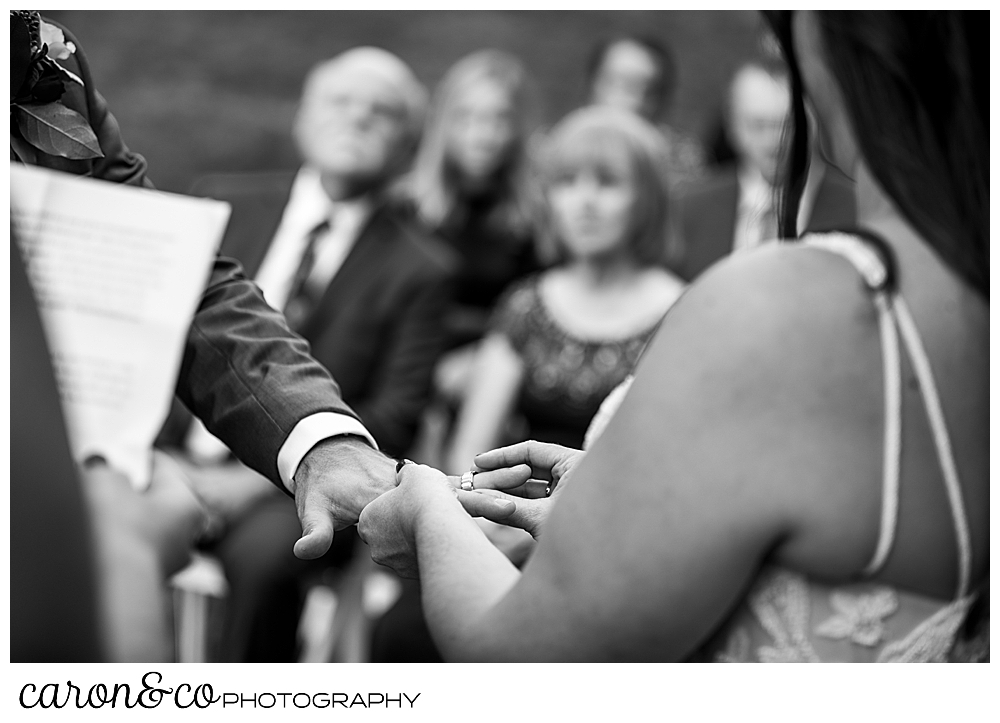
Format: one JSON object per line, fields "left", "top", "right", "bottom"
{"left": 586, "top": 35, "right": 677, "bottom": 120}
{"left": 405, "top": 49, "right": 539, "bottom": 234}
{"left": 726, "top": 59, "right": 789, "bottom": 119}
{"left": 535, "top": 106, "right": 671, "bottom": 267}
{"left": 300, "top": 46, "right": 428, "bottom": 148}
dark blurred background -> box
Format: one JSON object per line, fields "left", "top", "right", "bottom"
{"left": 47, "top": 10, "right": 765, "bottom": 194}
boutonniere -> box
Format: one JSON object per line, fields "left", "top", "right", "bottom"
{"left": 10, "top": 10, "right": 103, "bottom": 160}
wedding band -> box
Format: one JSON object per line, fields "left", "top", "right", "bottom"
{"left": 460, "top": 470, "right": 475, "bottom": 492}
{"left": 545, "top": 480, "right": 557, "bottom": 497}
{"left": 395, "top": 458, "right": 414, "bottom": 474}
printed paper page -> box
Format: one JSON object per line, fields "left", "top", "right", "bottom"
{"left": 11, "top": 164, "right": 231, "bottom": 489}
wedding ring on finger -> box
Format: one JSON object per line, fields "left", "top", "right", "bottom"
{"left": 395, "top": 458, "right": 414, "bottom": 474}
{"left": 460, "top": 470, "right": 476, "bottom": 492}
{"left": 545, "top": 479, "right": 557, "bottom": 497}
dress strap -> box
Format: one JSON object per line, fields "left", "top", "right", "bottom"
{"left": 801, "top": 233, "right": 902, "bottom": 579}
{"left": 802, "top": 232, "right": 973, "bottom": 600}
{"left": 860, "top": 290, "right": 903, "bottom": 578}
{"left": 891, "top": 297, "right": 973, "bottom": 599}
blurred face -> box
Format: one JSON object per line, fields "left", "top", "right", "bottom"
{"left": 590, "top": 41, "right": 661, "bottom": 121}
{"left": 294, "top": 61, "right": 410, "bottom": 184}
{"left": 548, "top": 150, "right": 637, "bottom": 261}
{"left": 446, "top": 81, "right": 517, "bottom": 182}
{"left": 728, "top": 66, "right": 790, "bottom": 183}
{"left": 792, "top": 11, "right": 859, "bottom": 175}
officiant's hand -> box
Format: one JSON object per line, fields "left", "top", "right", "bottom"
{"left": 83, "top": 453, "right": 208, "bottom": 577}
{"left": 291, "top": 436, "right": 396, "bottom": 560}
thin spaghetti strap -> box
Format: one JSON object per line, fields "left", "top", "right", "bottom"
{"left": 800, "top": 232, "right": 903, "bottom": 578}
{"left": 891, "top": 297, "right": 973, "bottom": 599}
{"left": 860, "top": 291, "right": 902, "bottom": 577}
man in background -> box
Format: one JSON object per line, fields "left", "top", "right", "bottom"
{"left": 158, "top": 47, "right": 457, "bottom": 661}
{"left": 673, "top": 60, "right": 855, "bottom": 281}
{"left": 587, "top": 35, "right": 706, "bottom": 190}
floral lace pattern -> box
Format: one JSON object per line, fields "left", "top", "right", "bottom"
{"left": 715, "top": 566, "right": 975, "bottom": 663}
{"left": 815, "top": 588, "right": 899, "bottom": 647}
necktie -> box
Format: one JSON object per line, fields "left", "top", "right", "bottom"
{"left": 283, "top": 218, "right": 330, "bottom": 333}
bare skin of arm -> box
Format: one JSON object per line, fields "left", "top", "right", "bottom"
{"left": 360, "top": 245, "right": 892, "bottom": 661}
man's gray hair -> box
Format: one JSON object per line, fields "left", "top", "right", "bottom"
{"left": 302, "top": 46, "right": 428, "bottom": 142}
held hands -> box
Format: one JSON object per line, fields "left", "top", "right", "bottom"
{"left": 356, "top": 441, "right": 583, "bottom": 579}
{"left": 461, "top": 440, "right": 584, "bottom": 539}
{"left": 291, "top": 436, "right": 397, "bottom": 560}
{"left": 357, "top": 461, "right": 520, "bottom": 578}
{"left": 358, "top": 462, "right": 464, "bottom": 579}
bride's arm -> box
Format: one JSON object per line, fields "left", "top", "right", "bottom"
{"left": 362, "top": 248, "right": 884, "bottom": 660}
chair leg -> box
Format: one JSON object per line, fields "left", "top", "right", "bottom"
{"left": 169, "top": 552, "right": 229, "bottom": 663}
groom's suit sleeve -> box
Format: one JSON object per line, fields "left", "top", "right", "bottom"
{"left": 178, "top": 259, "right": 371, "bottom": 486}
{"left": 46, "top": 21, "right": 374, "bottom": 488}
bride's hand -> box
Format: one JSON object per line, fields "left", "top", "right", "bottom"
{"left": 358, "top": 462, "right": 516, "bottom": 578}
{"left": 457, "top": 440, "right": 584, "bottom": 539}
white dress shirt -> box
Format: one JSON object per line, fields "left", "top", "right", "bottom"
{"left": 733, "top": 166, "right": 778, "bottom": 254}
{"left": 185, "top": 166, "right": 377, "bottom": 492}
{"left": 732, "top": 161, "right": 829, "bottom": 254}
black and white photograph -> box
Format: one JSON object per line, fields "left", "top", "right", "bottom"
{"left": 9, "top": 6, "right": 989, "bottom": 708}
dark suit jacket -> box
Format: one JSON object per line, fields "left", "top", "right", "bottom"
{"left": 673, "top": 164, "right": 857, "bottom": 282}
{"left": 178, "top": 171, "right": 458, "bottom": 458}
{"left": 13, "top": 21, "right": 356, "bottom": 485}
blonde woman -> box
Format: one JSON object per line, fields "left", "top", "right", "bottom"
{"left": 398, "top": 50, "right": 542, "bottom": 409}
{"left": 446, "top": 106, "right": 686, "bottom": 472}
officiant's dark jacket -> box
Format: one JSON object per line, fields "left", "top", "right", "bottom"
{"left": 178, "top": 170, "right": 459, "bottom": 457}
{"left": 12, "top": 21, "right": 358, "bottom": 487}
{"left": 671, "top": 163, "right": 857, "bottom": 282}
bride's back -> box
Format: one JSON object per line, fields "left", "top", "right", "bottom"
{"left": 676, "top": 10, "right": 989, "bottom": 661}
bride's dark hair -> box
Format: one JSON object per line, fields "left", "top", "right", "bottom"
{"left": 764, "top": 11, "right": 988, "bottom": 299}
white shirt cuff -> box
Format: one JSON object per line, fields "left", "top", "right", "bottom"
{"left": 277, "top": 412, "right": 378, "bottom": 493}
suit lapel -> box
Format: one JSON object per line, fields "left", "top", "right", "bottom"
{"left": 298, "top": 205, "right": 392, "bottom": 340}
{"left": 681, "top": 170, "right": 739, "bottom": 280}
{"left": 218, "top": 173, "right": 296, "bottom": 278}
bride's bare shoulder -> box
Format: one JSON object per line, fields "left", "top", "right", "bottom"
{"left": 660, "top": 242, "right": 878, "bottom": 360}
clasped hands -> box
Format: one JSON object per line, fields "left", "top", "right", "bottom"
{"left": 288, "top": 436, "right": 581, "bottom": 578}
{"left": 357, "top": 440, "right": 584, "bottom": 578}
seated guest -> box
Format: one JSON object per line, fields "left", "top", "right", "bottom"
{"left": 368, "top": 106, "right": 686, "bottom": 662}
{"left": 399, "top": 49, "right": 540, "bottom": 357}
{"left": 673, "top": 59, "right": 855, "bottom": 281}
{"left": 158, "top": 47, "right": 457, "bottom": 661}
{"left": 447, "top": 106, "right": 685, "bottom": 466}
{"left": 393, "top": 50, "right": 541, "bottom": 464}
{"left": 586, "top": 35, "right": 706, "bottom": 190}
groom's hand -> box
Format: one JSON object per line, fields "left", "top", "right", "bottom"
{"left": 291, "top": 436, "right": 395, "bottom": 559}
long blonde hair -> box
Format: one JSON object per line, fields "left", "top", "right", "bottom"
{"left": 406, "top": 49, "right": 539, "bottom": 237}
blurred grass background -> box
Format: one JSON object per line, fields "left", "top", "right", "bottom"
{"left": 47, "top": 10, "right": 766, "bottom": 194}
